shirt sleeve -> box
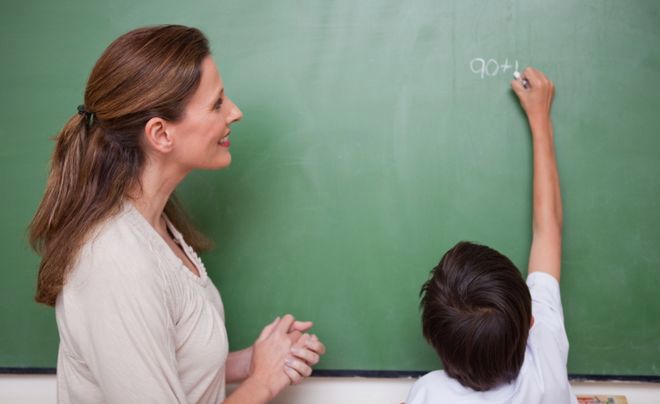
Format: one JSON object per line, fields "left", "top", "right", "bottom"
{"left": 61, "top": 243, "right": 187, "bottom": 403}
{"left": 526, "top": 271, "right": 570, "bottom": 364}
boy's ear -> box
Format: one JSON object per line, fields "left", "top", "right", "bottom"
{"left": 530, "top": 315, "right": 535, "bottom": 329}
{"left": 144, "top": 117, "right": 174, "bottom": 153}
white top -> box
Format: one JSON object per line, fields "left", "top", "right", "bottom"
{"left": 55, "top": 202, "right": 229, "bottom": 403}
{"left": 406, "top": 272, "right": 577, "bottom": 404}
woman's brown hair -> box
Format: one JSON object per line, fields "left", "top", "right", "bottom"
{"left": 30, "top": 25, "right": 212, "bottom": 306}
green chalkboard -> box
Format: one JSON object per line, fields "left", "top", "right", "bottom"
{"left": 1, "top": 0, "right": 659, "bottom": 377}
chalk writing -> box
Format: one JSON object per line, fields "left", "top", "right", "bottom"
{"left": 470, "top": 58, "right": 519, "bottom": 79}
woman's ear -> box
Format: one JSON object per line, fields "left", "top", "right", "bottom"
{"left": 144, "top": 117, "right": 174, "bottom": 154}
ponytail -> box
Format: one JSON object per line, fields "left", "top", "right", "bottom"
{"left": 39, "top": 114, "right": 88, "bottom": 236}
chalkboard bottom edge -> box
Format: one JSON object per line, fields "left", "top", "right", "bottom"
{"left": 1, "top": 368, "right": 659, "bottom": 382}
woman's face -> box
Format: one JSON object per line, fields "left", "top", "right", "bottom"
{"left": 168, "top": 56, "right": 243, "bottom": 170}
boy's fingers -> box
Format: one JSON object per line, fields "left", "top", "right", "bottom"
{"left": 511, "top": 80, "right": 526, "bottom": 97}
{"left": 523, "top": 66, "right": 538, "bottom": 80}
{"left": 523, "top": 67, "right": 543, "bottom": 88}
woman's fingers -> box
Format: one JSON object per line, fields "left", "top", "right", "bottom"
{"left": 283, "top": 364, "right": 303, "bottom": 384}
{"left": 305, "top": 334, "right": 326, "bottom": 355}
{"left": 256, "top": 316, "right": 280, "bottom": 342}
{"left": 296, "top": 333, "right": 325, "bottom": 355}
{"left": 290, "top": 320, "right": 313, "bottom": 333}
{"left": 255, "top": 315, "right": 324, "bottom": 365}
{"left": 276, "top": 314, "right": 296, "bottom": 334}
{"left": 291, "top": 346, "right": 319, "bottom": 365}
{"left": 249, "top": 315, "right": 300, "bottom": 397}
{"left": 285, "top": 357, "right": 312, "bottom": 378}
{"left": 290, "top": 334, "right": 325, "bottom": 365}
{"left": 251, "top": 316, "right": 325, "bottom": 389}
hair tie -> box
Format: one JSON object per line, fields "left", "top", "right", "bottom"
{"left": 76, "top": 105, "right": 95, "bottom": 126}
{"left": 77, "top": 104, "right": 94, "bottom": 117}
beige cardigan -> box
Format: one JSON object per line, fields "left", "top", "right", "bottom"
{"left": 56, "top": 202, "right": 228, "bottom": 403}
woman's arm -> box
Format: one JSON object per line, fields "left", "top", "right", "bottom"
{"left": 225, "top": 347, "right": 253, "bottom": 383}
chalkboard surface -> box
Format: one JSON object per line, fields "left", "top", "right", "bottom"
{"left": 1, "top": 0, "right": 659, "bottom": 377}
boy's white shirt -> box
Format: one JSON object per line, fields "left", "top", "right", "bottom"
{"left": 406, "top": 272, "right": 578, "bottom": 404}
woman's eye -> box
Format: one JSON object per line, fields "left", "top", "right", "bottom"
{"left": 214, "top": 99, "right": 223, "bottom": 110}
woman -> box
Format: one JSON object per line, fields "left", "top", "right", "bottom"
{"left": 29, "top": 25, "right": 325, "bottom": 403}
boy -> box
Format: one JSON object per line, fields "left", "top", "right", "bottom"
{"left": 407, "top": 68, "right": 577, "bottom": 403}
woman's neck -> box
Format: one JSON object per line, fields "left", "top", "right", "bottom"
{"left": 130, "top": 159, "right": 189, "bottom": 230}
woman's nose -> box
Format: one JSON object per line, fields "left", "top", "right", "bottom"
{"left": 227, "top": 97, "right": 243, "bottom": 123}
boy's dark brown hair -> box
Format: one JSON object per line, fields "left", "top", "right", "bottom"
{"left": 420, "top": 241, "right": 532, "bottom": 391}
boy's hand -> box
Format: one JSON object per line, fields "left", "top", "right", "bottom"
{"left": 511, "top": 67, "right": 555, "bottom": 125}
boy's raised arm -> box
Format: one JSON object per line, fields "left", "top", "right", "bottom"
{"left": 512, "top": 68, "right": 562, "bottom": 281}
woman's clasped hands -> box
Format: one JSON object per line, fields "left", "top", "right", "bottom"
{"left": 249, "top": 314, "right": 326, "bottom": 398}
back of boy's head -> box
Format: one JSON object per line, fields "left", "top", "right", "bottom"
{"left": 420, "top": 241, "right": 532, "bottom": 391}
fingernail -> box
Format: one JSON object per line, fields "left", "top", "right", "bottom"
{"left": 285, "top": 358, "right": 294, "bottom": 366}
{"left": 291, "top": 347, "right": 301, "bottom": 355}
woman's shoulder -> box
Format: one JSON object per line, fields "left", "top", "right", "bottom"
{"left": 71, "top": 204, "right": 169, "bottom": 286}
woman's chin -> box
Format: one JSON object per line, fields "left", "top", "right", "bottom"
{"left": 214, "top": 153, "right": 232, "bottom": 169}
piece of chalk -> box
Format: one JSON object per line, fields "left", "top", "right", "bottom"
{"left": 513, "top": 71, "right": 529, "bottom": 89}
